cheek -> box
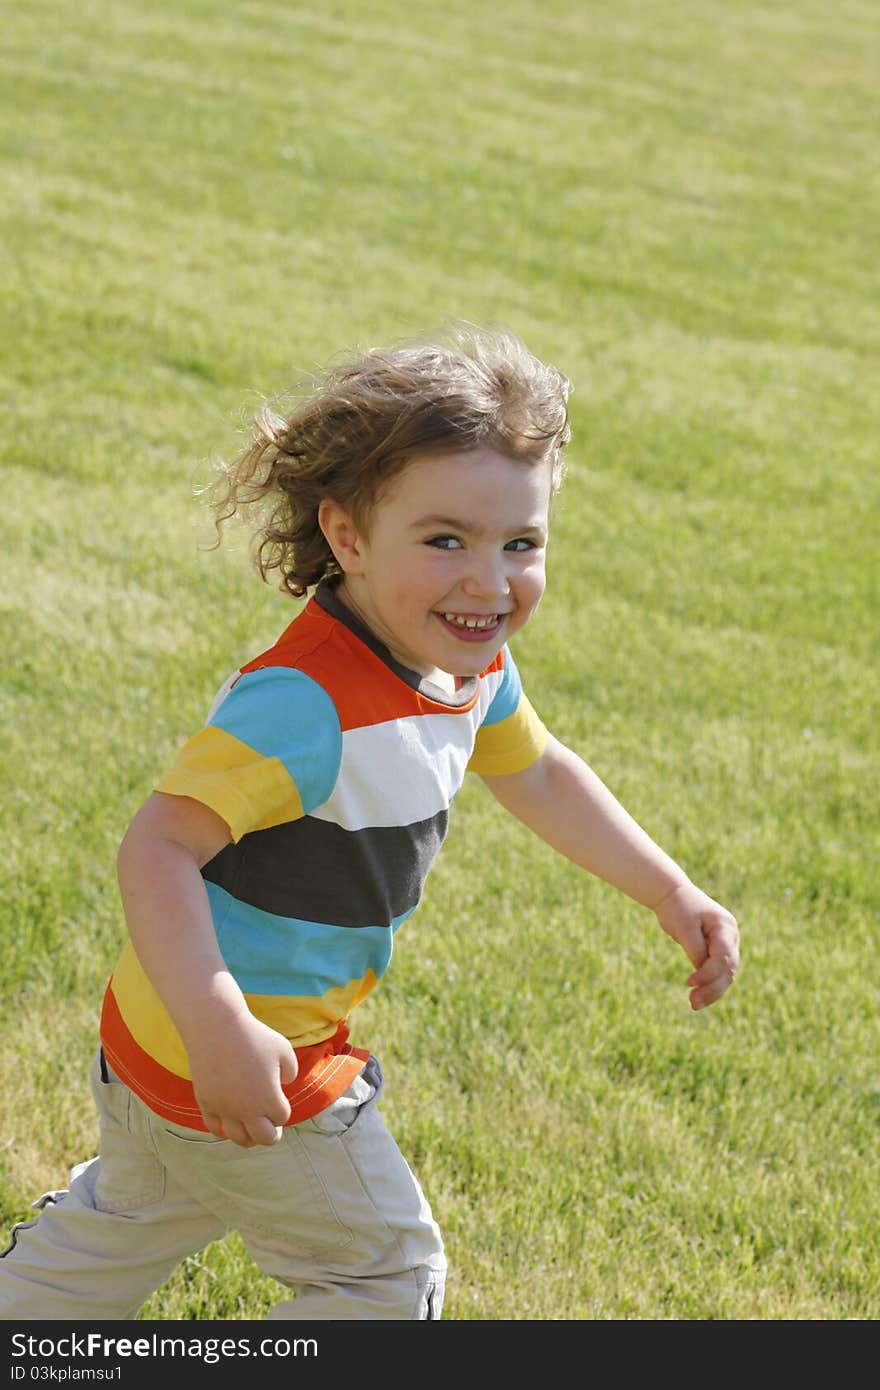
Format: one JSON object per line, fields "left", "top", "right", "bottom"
{"left": 522, "top": 559, "right": 547, "bottom": 604}
{"left": 402, "top": 555, "right": 452, "bottom": 598}
{"left": 386, "top": 569, "right": 439, "bottom": 613}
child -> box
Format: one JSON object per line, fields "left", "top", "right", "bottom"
{"left": 0, "top": 325, "right": 738, "bottom": 1321}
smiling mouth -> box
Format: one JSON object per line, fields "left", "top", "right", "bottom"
{"left": 439, "top": 608, "right": 500, "bottom": 631}
{"left": 433, "top": 608, "right": 503, "bottom": 639}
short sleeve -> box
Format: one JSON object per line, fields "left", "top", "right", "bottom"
{"left": 467, "top": 648, "right": 548, "bottom": 777}
{"left": 154, "top": 666, "right": 342, "bottom": 841}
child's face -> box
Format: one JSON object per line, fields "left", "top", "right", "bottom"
{"left": 325, "top": 447, "right": 552, "bottom": 679}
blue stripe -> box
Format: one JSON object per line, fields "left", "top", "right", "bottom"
{"left": 481, "top": 647, "right": 523, "bottom": 726}
{"left": 206, "top": 880, "right": 414, "bottom": 996}
{"left": 209, "top": 667, "right": 341, "bottom": 813}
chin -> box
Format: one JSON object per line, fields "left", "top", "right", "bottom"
{"left": 458, "top": 649, "right": 504, "bottom": 676}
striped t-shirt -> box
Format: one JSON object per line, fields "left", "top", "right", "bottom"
{"left": 100, "top": 581, "right": 548, "bottom": 1129}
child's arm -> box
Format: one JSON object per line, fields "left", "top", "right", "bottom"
{"left": 116, "top": 792, "right": 298, "bottom": 1146}
{"left": 480, "top": 733, "right": 739, "bottom": 1010}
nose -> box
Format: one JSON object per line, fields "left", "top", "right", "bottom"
{"left": 460, "top": 549, "right": 511, "bottom": 602}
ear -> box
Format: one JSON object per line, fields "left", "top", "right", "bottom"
{"left": 318, "top": 498, "right": 366, "bottom": 576}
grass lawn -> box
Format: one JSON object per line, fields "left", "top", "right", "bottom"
{"left": 1, "top": 0, "right": 877, "bottom": 1320}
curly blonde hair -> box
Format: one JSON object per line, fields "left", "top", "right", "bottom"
{"left": 208, "top": 323, "right": 571, "bottom": 598}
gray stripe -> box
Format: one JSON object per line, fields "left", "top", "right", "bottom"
{"left": 202, "top": 810, "right": 449, "bottom": 927}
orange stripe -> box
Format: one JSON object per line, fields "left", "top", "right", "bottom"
{"left": 100, "top": 980, "right": 369, "bottom": 1132}
{"left": 241, "top": 599, "right": 502, "bottom": 731}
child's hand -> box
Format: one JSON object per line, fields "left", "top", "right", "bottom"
{"left": 653, "top": 882, "right": 739, "bottom": 1011}
{"left": 187, "top": 1014, "right": 299, "bottom": 1147}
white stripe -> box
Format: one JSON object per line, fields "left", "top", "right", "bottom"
{"left": 476, "top": 663, "right": 505, "bottom": 717}
{"left": 311, "top": 709, "right": 482, "bottom": 830}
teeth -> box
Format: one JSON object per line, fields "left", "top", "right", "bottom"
{"left": 443, "top": 613, "right": 497, "bottom": 629}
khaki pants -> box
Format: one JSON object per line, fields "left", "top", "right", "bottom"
{"left": 0, "top": 1052, "right": 445, "bottom": 1321}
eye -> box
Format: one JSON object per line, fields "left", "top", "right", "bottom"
{"left": 504, "top": 537, "right": 538, "bottom": 552}
{"left": 426, "top": 535, "right": 463, "bottom": 550}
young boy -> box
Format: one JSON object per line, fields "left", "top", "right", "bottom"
{"left": 0, "top": 326, "right": 738, "bottom": 1321}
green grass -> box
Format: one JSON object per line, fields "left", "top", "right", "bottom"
{"left": 2, "top": 0, "right": 878, "bottom": 1320}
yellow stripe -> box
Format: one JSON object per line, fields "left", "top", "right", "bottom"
{"left": 155, "top": 725, "right": 304, "bottom": 841}
{"left": 467, "top": 695, "right": 548, "bottom": 776}
{"left": 245, "top": 973, "right": 379, "bottom": 1046}
{"left": 111, "top": 942, "right": 191, "bottom": 1077}
{"left": 110, "top": 941, "right": 378, "bottom": 1075}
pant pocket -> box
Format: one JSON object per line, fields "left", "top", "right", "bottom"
{"left": 88, "top": 1052, "right": 166, "bottom": 1213}
{"left": 303, "top": 1053, "right": 385, "bottom": 1137}
{"left": 153, "top": 1125, "right": 355, "bottom": 1252}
